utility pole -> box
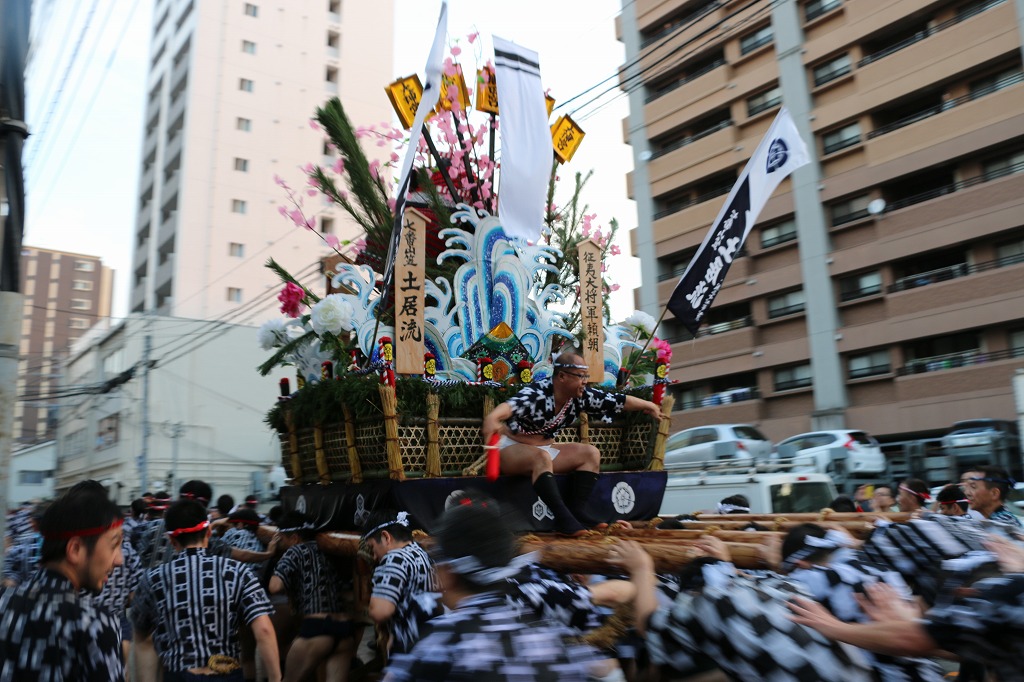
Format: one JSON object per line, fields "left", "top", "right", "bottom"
{"left": 139, "top": 334, "right": 151, "bottom": 492}
{"left": 163, "top": 421, "right": 184, "bottom": 496}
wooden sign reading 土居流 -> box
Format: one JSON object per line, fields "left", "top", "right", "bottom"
{"left": 394, "top": 209, "right": 427, "bottom": 374}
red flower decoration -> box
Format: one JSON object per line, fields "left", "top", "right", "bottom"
{"left": 277, "top": 282, "right": 305, "bottom": 318}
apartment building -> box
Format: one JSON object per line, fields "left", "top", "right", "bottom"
{"left": 131, "top": 0, "right": 393, "bottom": 320}
{"left": 619, "top": 0, "right": 1024, "bottom": 441}
{"left": 16, "top": 247, "right": 113, "bottom": 445}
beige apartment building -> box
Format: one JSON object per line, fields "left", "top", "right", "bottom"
{"left": 619, "top": 0, "right": 1024, "bottom": 442}
{"left": 131, "top": 0, "right": 393, "bottom": 320}
{"left": 16, "top": 247, "right": 113, "bottom": 445}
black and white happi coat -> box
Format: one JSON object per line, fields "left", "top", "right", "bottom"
{"left": 1, "top": 534, "right": 40, "bottom": 586}
{"left": 133, "top": 518, "right": 233, "bottom": 568}
{"left": 862, "top": 512, "right": 1024, "bottom": 605}
{"left": 383, "top": 591, "right": 603, "bottom": 682}
{"left": 371, "top": 542, "right": 437, "bottom": 654}
{"left": 130, "top": 547, "right": 273, "bottom": 673}
{"left": 94, "top": 539, "right": 142, "bottom": 622}
{"left": 505, "top": 377, "right": 625, "bottom": 438}
{"left": 221, "top": 527, "right": 267, "bottom": 577}
{"left": 273, "top": 540, "right": 344, "bottom": 617}
{"left": 788, "top": 548, "right": 945, "bottom": 682}
{"left": 3, "top": 508, "right": 32, "bottom": 547}
{"left": 646, "top": 560, "right": 874, "bottom": 681}
{"left": 0, "top": 568, "right": 125, "bottom": 681}
{"left": 923, "top": 572, "right": 1024, "bottom": 681}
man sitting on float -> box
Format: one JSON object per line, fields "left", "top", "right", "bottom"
{"left": 482, "top": 351, "right": 664, "bottom": 535}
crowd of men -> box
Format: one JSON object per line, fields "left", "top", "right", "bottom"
{"left": 1, "top": 465, "right": 1021, "bottom": 681}
{"left": 0, "top": 350, "right": 1020, "bottom": 680}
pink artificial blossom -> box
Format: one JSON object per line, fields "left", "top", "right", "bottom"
{"left": 277, "top": 205, "right": 288, "bottom": 217}
{"left": 278, "top": 282, "right": 305, "bottom": 318}
{"left": 368, "top": 159, "right": 382, "bottom": 180}
{"left": 309, "top": 119, "right": 321, "bottom": 131}
{"left": 332, "top": 157, "right": 346, "bottom": 174}
{"left": 468, "top": 31, "right": 479, "bottom": 44}
{"left": 287, "top": 208, "right": 305, "bottom": 227}
{"left": 593, "top": 229, "right": 603, "bottom": 242}
{"left": 306, "top": 189, "right": 318, "bottom": 197}
{"left": 390, "top": 152, "right": 400, "bottom": 163}
{"left": 451, "top": 45, "right": 462, "bottom": 56}
{"left": 305, "top": 216, "right": 316, "bottom": 230}
{"left": 302, "top": 163, "right": 315, "bottom": 173}
{"left": 610, "top": 244, "right": 622, "bottom": 256}
{"left": 325, "top": 234, "right": 340, "bottom": 249}
{"left": 609, "top": 283, "right": 621, "bottom": 292}
{"left": 273, "top": 174, "right": 287, "bottom": 187}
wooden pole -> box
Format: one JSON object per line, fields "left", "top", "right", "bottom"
{"left": 342, "top": 405, "right": 363, "bottom": 484}
{"left": 648, "top": 394, "right": 673, "bottom": 470}
{"left": 425, "top": 392, "right": 441, "bottom": 477}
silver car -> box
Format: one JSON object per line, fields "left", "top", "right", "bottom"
{"left": 663, "top": 424, "right": 773, "bottom": 469}
{"left": 776, "top": 430, "right": 888, "bottom": 476}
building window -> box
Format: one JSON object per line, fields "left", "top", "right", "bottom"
{"left": 229, "top": 242, "right": 245, "bottom": 257}
{"left": 239, "top": 78, "right": 254, "bottom": 92}
{"left": 227, "top": 287, "right": 243, "bottom": 303}
{"left": 996, "top": 237, "right": 1024, "bottom": 266}
{"left": 70, "top": 299, "right": 91, "bottom": 311}
{"left": 234, "top": 157, "right": 249, "bottom": 172}
{"left": 236, "top": 117, "right": 252, "bottom": 131}
{"left": 774, "top": 363, "right": 812, "bottom": 391}
{"left": 848, "top": 350, "right": 890, "bottom": 379}
{"left": 74, "top": 259, "right": 95, "bottom": 272}
{"left": 1011, "top": 329, "right": 1024, "bottom": 357}
{"left": 325, "top": 66, "right": 338, "bottom": 83}
{"left": 747, "top": 86, "right": 782, "bottom": 117}
{"left": 18, "top": 471, "right": 47, "bottom": 485}
{"left": 969, "top": 66, "right": 1023, "bottom": 100}
{"left": 812, "top": 53, "right": 851, "bottom": 86}
{"left": 69, "top": 317, "right": 89, "bottom": 329}
{"left": 839, "top": 270, "right": 882, "bottom": 301}
{"left": 739, "top": 25, "right": 773, "bottom": 55}
{"left": 327, "top": 30, "right": 340, "bottom": 48}
{"left": 760, "top": 219, "right": 797, "bottom": 248}
{"left": 241, "top": 39, "right": 256, "bottom": 54}
{"left": 822, "top": 122, "right": 861, "bottom": 154}
{"left": 829, "top": 194, "right": 871, "bottom": 226}
{"left": 767, "top": 289, "right": 806, "bottom": 318}
{"left": 805, "top": 0, "right": 841, "bottom": 22}
{"left": 97, "top": 413, "right": 120, "bottom": 449}
{"left": 328, "top": 0, "right": 340, "bottom": 14}
{"left": 320, "top": 217, "right": 334, "bottom": 234}
{"left": 244, "top": 3, "right": 258, "bottom": 17}
{"left": 231, "top": 199, "right": 247, "bottom": 214}
{"left": 71, "top": 279, "right": 94, "bottom": 291}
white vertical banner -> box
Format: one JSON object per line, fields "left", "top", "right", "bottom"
{"left": 493, "top": 36, "right": 550, "bottom": 244}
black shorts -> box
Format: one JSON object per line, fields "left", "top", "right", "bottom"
{"left": 297, "top": 616, "right": 354, "bottom": 645}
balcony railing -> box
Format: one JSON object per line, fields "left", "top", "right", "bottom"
{"left": 774, "top": 377, "right": 813, "bottom": 391}
{"left": 868, "top": 72, "right": 1024, "bottom": 140}
{"left": 840, "top": 283, "right": 882, "bottom": 302}
{"left": 650, "top": 119, "right": 732, "bottom": 159}
{"left": 848, "top": 363, "right": 891, "bottom": 379}
{"left": 888, "top": 252, "right": 1024, "bottom": 293}
{"left": 884, "top": 160, "right": 1024, "bottom": 214}
{"left": 858, "top": 0, "right": 1005, "bottom": 68}
{"left": 767, "top": 303, "right": 805, "bottom": 319}
{"left": 653, "top": 182, "right": 734, "bottom": 220}
{"left": 645, "top": 58, "right": 726, "bottom": 103}
{"left": 897, "top": 346, "right": 1023, "bottom": 376}
{"left": 678, "top": 386, "right": 760, "bottom": 410}
{"left": 640, "top": 1, "right": 721, "bottom": 48}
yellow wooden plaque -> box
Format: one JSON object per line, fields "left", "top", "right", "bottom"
{"left": 551, "top": 114, "right": 585, "bottom": 164}
{"left": 577, "top": 238, "right": 604, "bottom": 382}
{"left": 438, "top": 64, "right": 471, "bottom": 112}
{"left": 386, "top": 75, "right": 424, "bottom": 130}
{"left": 475, "top": 66, "right": 499, "bottom": 114}
{"left": 395, "top": 209, "right": 428, "bottom": 374}
{"left": 545, "top": 93, "right": 555, "bottom": 119}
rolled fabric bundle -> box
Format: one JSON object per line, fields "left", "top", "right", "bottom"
{"left": 691, "top": 512, "right": 911, "bottom": 523}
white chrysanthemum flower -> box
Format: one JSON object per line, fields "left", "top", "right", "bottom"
{"left": 310, "top": 294, "right": 354, "bottom": 336}
{"left": 623, "top": 310, "right": 656, "bottom": 336}
{"left": 257, "top": 319, "right": 288, "bottom": 350}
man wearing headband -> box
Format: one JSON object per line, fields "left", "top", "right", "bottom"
{"left": 0, "top": 480, "right": 126, "bottom": 680}
{"left": 383, "top": 499, "right": 604, "bottom": 680}
{"left": 362, "top": 510, "right": 437, "bottom": 657}
{"left": 935, "top": 484, "right": 970, "bottom": 516}
{"left": 131, "top": 500, "right": 280, "bottom": 682}
{"left": 269, "top": 511, "right": 355, "bottom": 682}
{"left": 965, "top": 465, "right": 1023, "bottom": 527}
{"left": 896, "top": 478, "right": 931, "bottom": 513}
{"left": 482, "top": 350, "right": 664, "bottom": 535}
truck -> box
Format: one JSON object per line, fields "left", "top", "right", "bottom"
{"left": 659, "top": 461, "right": 838, "bottom": 516}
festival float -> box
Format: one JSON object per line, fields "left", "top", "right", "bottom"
{"left": 260, "top": 12, "right": 675, "bottom": 534}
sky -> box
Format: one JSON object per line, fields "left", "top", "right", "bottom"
{"left": 22, "top": 0, "right": 640, "bottom": 321}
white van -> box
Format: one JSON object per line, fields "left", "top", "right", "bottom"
{"left": 659, "top": 464, "right": 838, "bottom": 516}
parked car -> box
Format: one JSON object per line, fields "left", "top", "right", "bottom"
{"left": 941, "top": 419, "right": 1021, "bottom": 466}
{"left": 663, "top": 424, "right": 773, "bottom": 469}
{"left": 775, "top": 430, "right": 888, "bottom": 476}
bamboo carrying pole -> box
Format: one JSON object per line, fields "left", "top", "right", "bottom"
{"left": 379, "top": 383, "right": 404, "bottom": 481}
{"left": 579, "top": 411, "right": 590, "bottom": 445}
{"left": 425, "top": 392, "right": 442, "bottom": 477}
{"left": 462, "top": 394, "right": 498, "bottom": 475}
{"left": 342, "top": 404, "right": 363, "bottom": 484}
